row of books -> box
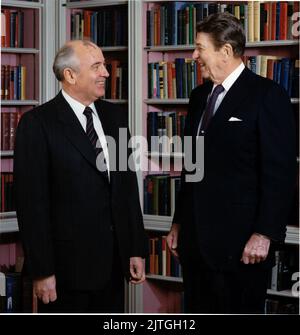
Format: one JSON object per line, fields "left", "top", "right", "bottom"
{"left": 0, "top": 173, "right": 15, "bottom": 213}
{"left": 147, "top": 111, "right": 187, "bottom": 153}
{"left": 0, "top": 257, "right": 35, "bottom": 313}
{"left": 1, "top": 65, "right": 27, "bottom": 100}
{"left": 148, "top": 59, "right": 203, "bottom": 99}
{"left": 146, "top": 1, "right": 298, "bottom": 46}
{"left": 1, "top": 112, "right": 23, "bottom": 151}
{"left": 144, "top": 174, "right": 181, "bottom": 216}
{"left": 268, "top": 247, "right": 299, "bottom": 292}
{"left": 243, "top": 56, "right": 299, "bottom": 97}
{"left": 146, "top": 235, "right": 182, "bottom": 278}
{"left": 1, "top": 9, "right": 24, "bottom": 48}
{"left": 265, "top": 298, "right": 299, "bottom": 314}
{"left": 104, "top": 61, "right": 128, "bottom": 100}
{"left": 70, "top": 6, "right": 128, "bottom": 47}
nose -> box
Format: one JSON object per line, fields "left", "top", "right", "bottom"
{"left": 101, "top": 64, "right": 109, "bottom": 78}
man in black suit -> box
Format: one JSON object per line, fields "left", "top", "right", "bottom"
{"left": 167, "top": 13, "right": 297, "bottom": 313}
{"left": 14, "top": 40, "right": 148, "bottom": 313}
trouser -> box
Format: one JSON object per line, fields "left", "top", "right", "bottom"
{"left": 38, "top": 242, "right": 124, "bottom": 313}
{"left": 182, "top": 256, "right": 269, "bottom": 314}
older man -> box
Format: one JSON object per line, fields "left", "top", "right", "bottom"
{"left": 167, "top": 13, "right": 296, "bottom": 313}
{"left": 14, "top": 40, "right": 148, "bottom": 313}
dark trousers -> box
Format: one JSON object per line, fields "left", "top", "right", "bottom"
{"left": 38, "top": 244, "right": 125, "bottom": 313}
{"left": 182, "top": 256, "right": 269, "bottom": 314}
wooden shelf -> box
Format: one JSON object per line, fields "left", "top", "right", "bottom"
{"left": 1, "top": 151, "right": 14, "bottom": 157}
{"left": 1, "top": 47, "right": 39, "bottom": 54}
{"left": 285, "top": 226, "right": 300, "bottom": 245}
{"left": 146, "top": 274, "right": 183, "bottom": 283}
{"left": 144, "top": 216, "right": 299, "bottom": 245}
{"left": 145, "top": 40, "right": 299, "bottom": 52}
{"left": 1, "top": 100, "right": 39, "bottom": 106}
{"left": 146, "top": 151, "right": 184, "bottom": 159}
{"left": 104, "top": 99, "right": 128, "bottom": 104}
{"left": 65, "top": 0, "right": 128, "bottom": 9}
{"left": 144, "top": 99, "right": 189, "bottom": 105}
{"left": 144, "top": 215, "right": 172, "bottom": 232}
{"left": 0, "top": 212, "right": 18, "bottom": 233}
{"left": 2, "top": 0, "right": 43, "bottom": 9}
{"left": 101, "top": 46, "right": 128, "bottom": 52}
{"left": 267, "top": 289, "right": 299, "bottom": 299}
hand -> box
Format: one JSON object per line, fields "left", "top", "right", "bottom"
{"left": 33, "top": 275, "right": 57, "bottom": 304}
{"left": 166, "top": 223, "right": 180, "bottom": 258}
{"left": 129, "top": 257, "right": 145, "bottom": 284}
{"left": 241, "top": 233, "right": 270, "bottom": 265}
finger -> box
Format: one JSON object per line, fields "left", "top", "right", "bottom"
{"left": 249, "top": 256, "right": 256, "bottom": 264}
{"left": 242, "top": 255, "right": 249, "bottom": 264}
{"left": 42, "top": 294, "right": 50, "bottom": 304}
{"left": 170, "top": 248, "right": 179, "bottom": 258}
{"left": 49, "top": 290, "right": 57, "bottom": 302}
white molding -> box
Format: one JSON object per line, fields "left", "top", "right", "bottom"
{"left": 2, "top": 0, "right": 43, "bottom": 9}
{"left": 0, "top": 151, "right": 14, "bottom": 157}
{"left": 144, "top": 98, "right": 189, "bottom": 105}
{"left": 1, "top": 48, "right": 39, "bottom": 54}
{"left": 144, "top": 215, "right": 172, "bottom": 231}
{"left": 104, "top": 99, "right": 128, "bottom": 104}
{"left": 267, "top": 289, "right": 299, "bottom": 299}
{"left": 65, "top": 0, "right": 128, "bottom": 8}
{"left": 41, "top": 0, "right": 56, "bottom": 102}
{"left": 146, "top": 274, "right": 183, "bottom": 283}
{"left": 144, "top": 40, "right": 299, "bottom": 52}
{"left": 0, "top": 216, "right": 18, "bottom": 234}
{"left": 1, "top": 100, "right": 39, "bottom": 106}
{"left": 285, "top": 226, "right": 300, "bottom": 245}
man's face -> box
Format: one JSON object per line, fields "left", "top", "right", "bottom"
{"left": 192, "top": 32, "right": 225, "bottom": 84}
{"left": 73, "top": 44, "right": 109, "bottom": 102}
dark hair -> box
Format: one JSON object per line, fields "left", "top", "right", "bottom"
{"left": 196, "top": 12, "right": 245, "bottom": 57}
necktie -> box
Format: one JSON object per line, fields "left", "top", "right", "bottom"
{"left": 199, "top": 84, "right": 224, "bottom": 134}
{"left": 83, "top": 106, "right": 108, "bottom": 176}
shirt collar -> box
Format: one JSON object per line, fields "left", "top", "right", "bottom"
{"left": 61, "top": 89, "right": 97, "bottom": 115}
{"left": 220, "top": 62, "right": 245, "bottom": 92}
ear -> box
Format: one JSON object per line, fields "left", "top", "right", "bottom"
{"left": 63, "top": 68, "right": 77, "bottom": 85}
{"left": 222, "top": 43, "right": 233, "bottom": 59}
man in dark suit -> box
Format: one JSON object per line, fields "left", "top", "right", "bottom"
{"left": 14, "top": 40, "right": 148, "bottom": 313}
{"left": 167, "top": 13, "right": 297, "bottom": 313}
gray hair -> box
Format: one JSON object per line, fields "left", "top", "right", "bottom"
{"left": 52, "top": 40, "right": 98, "bottom": 81}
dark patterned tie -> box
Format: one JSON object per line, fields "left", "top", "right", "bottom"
{"left": 199, "top": 84, "right": 224, "bottom": 134}
{"left": 83, "top": 106, "right": 108, "bottom": 177}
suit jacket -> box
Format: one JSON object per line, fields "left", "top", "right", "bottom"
{"left": 14, "top": 91, "right": 148, "bottom": 290}
{"left": 173, "top": 67, "right": 297, "bottom": 271}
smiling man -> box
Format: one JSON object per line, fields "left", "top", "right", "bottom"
{"left": 14, "top": 40, "right": 148, "bottom": 313}
{"left": 167, "top": 13, "right": 296, "bottom": 313}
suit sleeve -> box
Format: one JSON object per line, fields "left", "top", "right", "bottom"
{"left": 172, "top": 88, "right": 196, "bottom": 226}
{"left": 14, "top": 111, "right": 55, "bottom": 278}
{"left": 255, "top": 83, "right": 297, "bottom": 241}
{"left": 122, "top": 112, "right": 149, "bottom": 258}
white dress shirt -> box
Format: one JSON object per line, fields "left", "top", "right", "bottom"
{"left": 197, "top": 62, "right": 245, "bottom": 135}
{"left": 61, "top": 89, "right": 110, "bottom": 177}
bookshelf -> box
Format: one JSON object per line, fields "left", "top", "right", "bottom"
{"left": 129, "top": 0, "right": 300, "bottom": 313}
{"left": 1, "top": 0, "right": 43, "bottom": 239}
{"left": 0, "top": 0, "right": 55, "bottom": 313}
{"left": 63, "top": 0, "right": 129, "bottom": 103}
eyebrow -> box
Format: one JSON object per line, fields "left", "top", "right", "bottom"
{"left": 91, "top": 61, "right": 105, "bottom": 67}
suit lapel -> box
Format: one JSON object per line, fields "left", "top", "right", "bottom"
{"left": 55, "top": 91, "right": 99, "bottom": 170}
{"left": 206, "top": 68, "right": 254, "bottom": 135}
{"left": 192, "top": 82, "right": 213, "bottom": 136}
